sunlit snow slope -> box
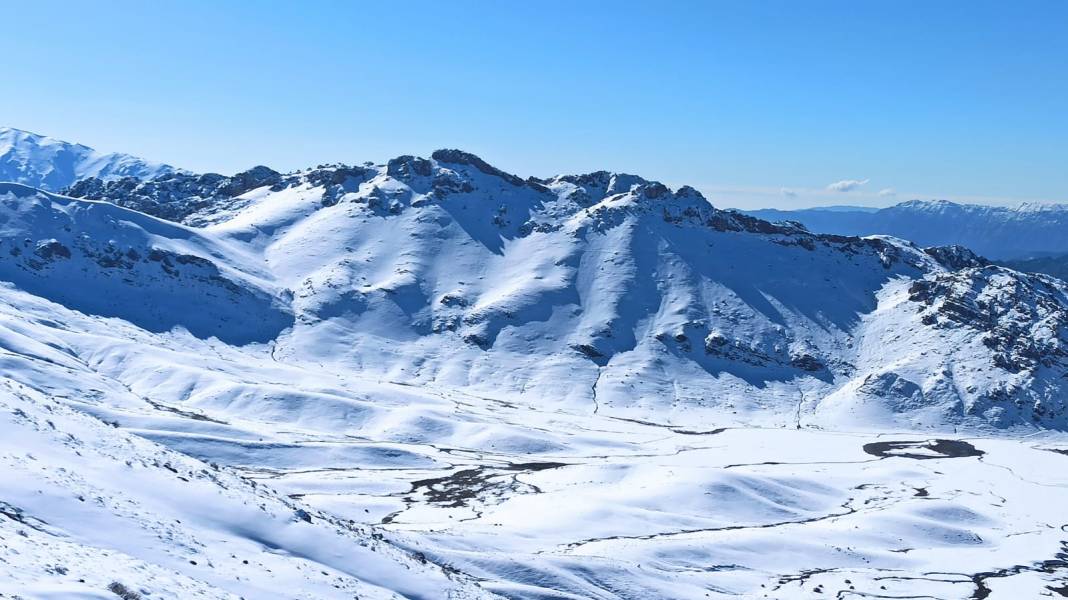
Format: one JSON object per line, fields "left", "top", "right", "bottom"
{"left": 0, "top": 127, "right": 176, "bottom": 191}
{"left": 3, "top": 141, "right": 1068, "bottom": 598}
{"left": 63, "top": 150, "right": 1068, "bottom": 430}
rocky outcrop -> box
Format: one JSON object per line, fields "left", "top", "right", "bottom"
{"left": 923, "top": 245, "right": 989, "bottom": 270}
{"left": 64, "top": 166, "right": 282, "bottom": 224}
{"left": 909, "top": 267, "right": 1068, "bottom": 371}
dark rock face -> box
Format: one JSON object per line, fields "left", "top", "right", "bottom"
{"left": 63, "top": 164, "right": 378, "bottom": 225}
{"left": 924, "top": 245, "right": 990, "bottom": 270}
{"left": 33, "top": 239, "right": 71, "bottom": 260}
{"left": 313, "top": 165, "right": 375, "bottom": 207}
{"left": 430, "top": 170, "right": 475, "bottom": 197}
{"left": 386, "top": 156, "right": 433, "bottom": 180}
{"left": 304, "top": 165, "right": 374, "bottom": 188}
{"left": 222, "top": 165, "right": 281, "bottom": 196}
{"left": 910, "top": 267, "right": 1068, "bottom": 366}
{"left": 790, "top": 353, "right": 826, "bottom": 372}
{"left": 431, "top": 149, "right": 528, "bottom": 188}
{"left": 712, "top": 210, "right": 808, "bottom": 235}
{"left": 571, "top": 343, "right": 606, "bottom": 360}
{"left": 64, "top": 166, "right": 281, "bottom": 224}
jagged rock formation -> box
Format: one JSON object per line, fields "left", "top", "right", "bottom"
{"left": 908, "top": 266, "right": 1068, "bottom": 424}
{"left": 65, "top": 166, "right": 280, "bottom": 224}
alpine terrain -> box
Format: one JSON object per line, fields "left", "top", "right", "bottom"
{"left": 2, "top": 130, "right": 1068, "bottom": 599}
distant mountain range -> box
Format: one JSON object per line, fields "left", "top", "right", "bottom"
{"left": 745, "top": 200, "right": 1068, "bottom": 260}
{"left": 0, "top": 126, "right": 177, "bottom": 191}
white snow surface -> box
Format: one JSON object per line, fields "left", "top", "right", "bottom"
{"left": 1, "top": 148, "right": 1068, "bottom": 598}
{"left": 0, "top": 127, "right": 176, "bottom": 191}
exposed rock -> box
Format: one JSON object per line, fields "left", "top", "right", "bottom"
{"left": 386, "top": 155, "right": 433, "bottom": 180}
{"left": 431, "top": 149, "right": 527, "bottom": 188}
{"left": 924, "top": 245, "right": 989, "bottom": 270}
{"left": 33, "top": 239, "right": 70, "bottom": 260}
{"left": 63, "top": 164, "right": 379, "bottom": 225}
{"left": 910, "top": 266, "right": 1068, "bottom": 380}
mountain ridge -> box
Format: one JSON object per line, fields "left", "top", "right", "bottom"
{"left": 3, "top": 145, "right": 1064, "bottom": 431}
{"left": 0, "top": 126, "right": 178, "bottom": 191}
{"left": 745, "top": 199, "right": 1068, "bottom": 260}
{"left": 2, "top": 127, "right": 1066, "bottom": 432}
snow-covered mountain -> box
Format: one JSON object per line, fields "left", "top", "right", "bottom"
{"left": 0, "top": 127, "right": 177, "bottom": 191}
{"left": 52, "top": 152, "right": 1068, "bottom": 431}
{"left": 745, "top": 199, "right": 1068, "bottom": 260}
{"left": 5, "top": 147, "right": 1068, "bottom": 598}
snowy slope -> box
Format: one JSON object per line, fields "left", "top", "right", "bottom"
{"left": 2, "top": 275, "right": 1067, "bottom": 599}
{"left": 0, "top": 381, "right": 493, "bottom": 599}
{"left": 0, "top": 127, "right": 176, "bottom": 191}
{"left": 14, "top": 151, "right": 1068, "bottom": 430}
{"left": 4, "top": 146, "right": 1068, "bottom": 598}
{"left": 194, "top": 151, "right": 1068, "bottom": 431}
{"left": 745, "top": 199, "right": 1068, "bottom": 260}
{"left": 0, "top": 183, "right": 291, "bottom": 344}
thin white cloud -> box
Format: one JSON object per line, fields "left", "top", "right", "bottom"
{"left": 878, "top": 187, "right": 897, "bottom": 197}
{"left": 827, "top": 178, "right": 869, "bottom": 192}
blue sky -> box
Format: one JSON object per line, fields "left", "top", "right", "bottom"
{"left": 2, "top": 0, "right": 1065, "bottom": 209}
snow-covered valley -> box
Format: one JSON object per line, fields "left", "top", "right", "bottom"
{"left": 4, "top": 293, "right": 1068, "bottom": 598}
{"left": 2, "top": 138, "right": 1068, "bottom": 598}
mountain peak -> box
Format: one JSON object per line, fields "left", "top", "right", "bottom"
{"left": 0, "top": 126, "right": 178, "bottom": 191}
{"left": 430, "top": 148, "right": 529, "bottom": 188}
{"left": 890, "top": 198, "right": 963, "bottom": 212}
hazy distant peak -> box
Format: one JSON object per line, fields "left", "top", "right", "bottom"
{"left": 745, "top": 197, "right": 1068, "bottom": 260}
{"left": 0, "top": 126, "right": 178, "bottom": 191}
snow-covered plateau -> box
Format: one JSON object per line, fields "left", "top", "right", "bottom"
{"left": 2, "top": 138, "right": 1068, "bottom": 598}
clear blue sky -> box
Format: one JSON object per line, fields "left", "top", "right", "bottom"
{"left": 3, "top": 0, "right": 1065, "bottom": 209}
